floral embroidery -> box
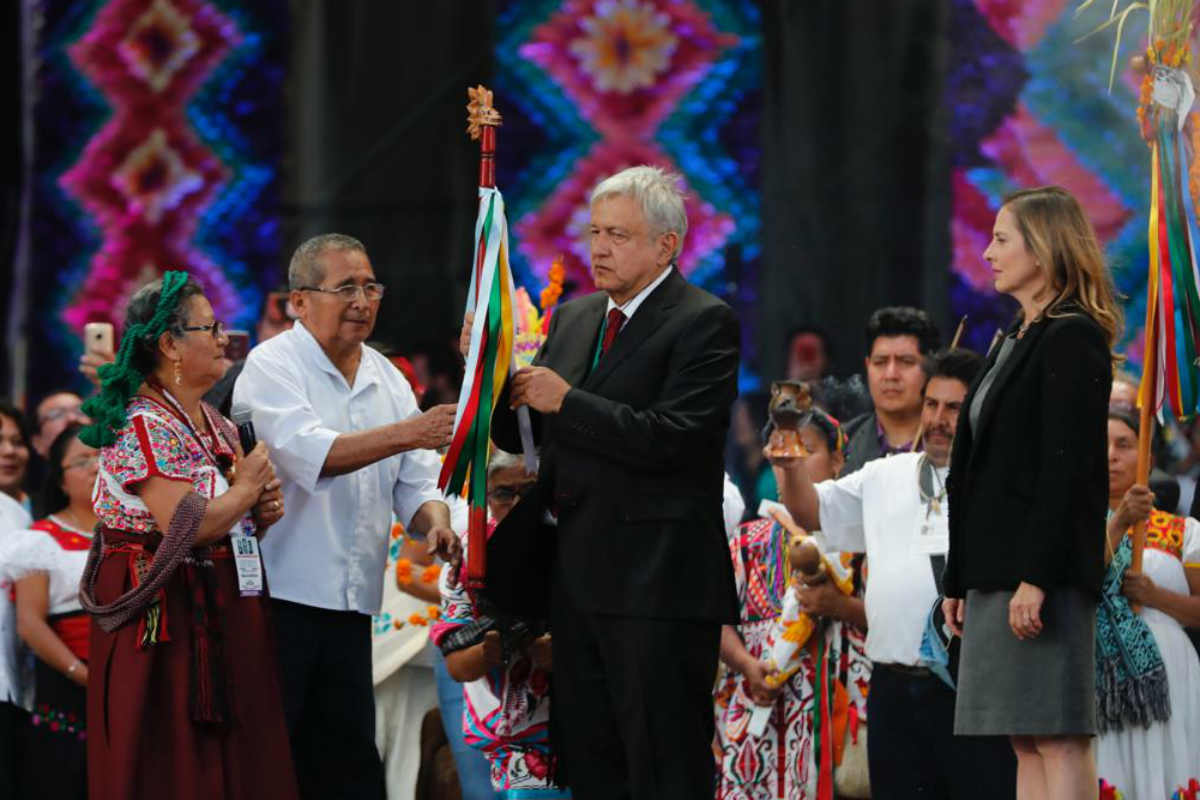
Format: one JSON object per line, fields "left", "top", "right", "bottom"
{"left": 430, "top": 528, "right": 559, "bottom": 792}
{"left": 715, "top": 518, "right": 871, "bottom": 800}
{"left": 1145, "top": 510, "right": 1185, "bottom": 560}
{"left": 30, "top": 703, "right": 86, "bottom": 741}
{"left": 94, "top": 397, "right": 244, "bottom": 535}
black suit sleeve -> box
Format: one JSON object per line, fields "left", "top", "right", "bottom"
{"left": 1020, "top": 320, "right": 1110, "bottom": 589}
{"left": 549, "top": 302, "right": 739, "bottom": 471}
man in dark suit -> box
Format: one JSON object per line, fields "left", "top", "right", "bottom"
{"left": 471, "top": 166, "right": 740, "bottom": 799}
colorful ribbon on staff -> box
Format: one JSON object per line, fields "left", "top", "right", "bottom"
{"left": 1141, "top": 91, "right": 1200, "bottom": 420}
{"left": 439, "top": 187, "right": 519, "bottom": 589}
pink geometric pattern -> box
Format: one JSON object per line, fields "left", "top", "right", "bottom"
{"left": 980, "top": 103, "right": 1132, "bottom": 242}
{"left": 511, "top": 0, "right": 739, "bottom": 289}
{"left": 973, "top": 0, "right": 1072, "bottom": 51}
{"left": 520, "top": 0, "right": 738, "bottom": 139}
{"left": 58, "top": 0, "right": 242, "bottom": 333}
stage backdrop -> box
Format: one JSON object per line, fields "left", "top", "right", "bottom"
{"left": 492, "top": 0, "right": 763, "bottom": 383}
{"left": 7, "top": 0, "right": 1171, "bottom": 401}
{"left": 946, "top": 0, "right": 1155, "bottom": 362}
{"left": 13, "top": 0, "right": 286, "bottom": 405}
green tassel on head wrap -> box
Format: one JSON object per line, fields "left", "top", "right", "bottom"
{"left": 80, "top": 270, "right": 192, "bottom": 448}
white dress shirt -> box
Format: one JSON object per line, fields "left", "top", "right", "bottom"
{"left": 814, "top": 452, "right": 947, "bottom": 666}
{"left": 0, "top": 492, "right": 33, "bottom": 705}
{"left": 605, "top": 265, "right": 673, "bottom": 320}
{"left": 233, "top": 321, "right": 445, "bottom": 614}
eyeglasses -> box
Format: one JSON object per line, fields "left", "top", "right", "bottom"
{"left": 486, "top": 483, "right": 537, "bottom": 504}
{"left": 179, "top": 320, "right": 226, "bottom": 338}
{"left": 62, "top": 454, "right": 99, "bottom": 471}
{"left": 300, "top": 283, "right": 386, "bottom": 302}
{"left": 40, "top": 404, "right": 83, "bottom": 426}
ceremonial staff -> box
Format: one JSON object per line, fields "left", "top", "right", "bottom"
{"left": 439, "top": 86, "right": 531, "bottom": 590}
{"left": 1082, "top": 0, "right": 1200, "bottom": 575}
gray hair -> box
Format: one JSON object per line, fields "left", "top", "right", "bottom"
{"left": 590, "top": 165, "right": 688, "bottom": 263}
{"left": 487, "top": 448, "right": 536, "bottom": 477}
{"left": 288, "top": 233, "right": 367, "bottom": 290}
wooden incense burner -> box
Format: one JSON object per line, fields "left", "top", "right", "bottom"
{"left": 766, "top": 380, "right": 814, "bottom": 458}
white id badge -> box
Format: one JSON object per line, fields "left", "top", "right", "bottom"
{"left": 231, "top": 531, "right": 264, "bottom": 596}
{"left": 913, "top": 506, "right": 950, "bottom": 556}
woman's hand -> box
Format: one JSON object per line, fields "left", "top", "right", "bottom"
{"left": 234, "top": 442, "right": 274, "bottom": 496}
{"left": 741, "top": 658, "right": 783, "bottom": 707}
{"left": 1114, "top": 484, "right": 1155, "bottom": 531}
{"left": 251, "top": 478, "right": 284, "bottom": 534}
{"left": 1121, "top": 570, "right": 1161, "bottom": 607}
{"left": 68, "top": 660, "right": 89, "bottom": 687}
{"left": 942, "top": 597, "right": 965, "bottom": 637}
{"left": 1009, "top": 582, "right": 1045, "bottom": 640}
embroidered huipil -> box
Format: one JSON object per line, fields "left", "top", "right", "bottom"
{"left": 1096, "top": 510, "right": 1200, "bottom": 798}
{"left": 714, "top": 518, "right": 870, "bottom": 800}
{"left": 430, "top": 525, "right": 565, "bottom": 796}
{"left": 0, "top": 491, "right": 34, "bottom": 706}
{"left": 233, "top": 322, "right": 445, "bottom": 614}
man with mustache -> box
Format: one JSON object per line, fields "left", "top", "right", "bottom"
{"left": 233, "top": 233, "right": 461, "bottom": 800}
{"left": 772, "top": 349, "right": 1017, "bottom": 800}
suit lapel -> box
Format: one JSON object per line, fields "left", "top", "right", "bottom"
{"left": 547, "top": 293, "right": 606, "bottom": 388}
{"left": 968, "top": 319, "right": 1046, "bottom": 452}
{"left": 583, "top": 269, "right": 684, "bottom": 391}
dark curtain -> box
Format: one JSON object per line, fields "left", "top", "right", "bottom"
{"left": 758, "top": 0, "right": 951, "bottom": 379}
{"left": 283, "top": 1, "right": 494, "bottom": 360}
{"left": 1, "top": 0, "right": 20, "bottom": 398}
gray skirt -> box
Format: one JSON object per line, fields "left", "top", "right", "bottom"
{"left": 954, "top": 587, "right": 1097, "bottom": 736}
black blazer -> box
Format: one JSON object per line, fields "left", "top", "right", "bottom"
{"left": 492, "top": 269, "right": 741, "bottom": 623}
{"left": 944, "top": 309, "right": 1112, "bottom": 598}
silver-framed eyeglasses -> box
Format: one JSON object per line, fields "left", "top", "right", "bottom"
{"left": 40, "top": 404, "right": 83, "bottom": 425}
{"left": 180, "top": 320, "right": 226, "bottom": 338}
{"left": 63, "top": 454, "right": 100, "bottom": 471}
{"left": 300, "top": 283, "right": 386, "bottom": 302}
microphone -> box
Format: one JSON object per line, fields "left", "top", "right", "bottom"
{"left": 231, "top": 405, "right": 257, "bottom": 454}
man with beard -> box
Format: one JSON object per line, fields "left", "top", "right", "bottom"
{"left": 772, "top": 349, "right": 1017, "bottom": 800}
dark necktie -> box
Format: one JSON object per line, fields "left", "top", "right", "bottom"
{"left": 599, "top": 307, "right": 626, "bottom": 359}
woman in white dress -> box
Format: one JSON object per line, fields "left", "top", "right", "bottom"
{"left": 1097, "top": 409, "right": 1200, "bottom": 797}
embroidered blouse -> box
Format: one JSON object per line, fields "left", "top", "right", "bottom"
{"left": 93, "top": 396, "right": 246, "bottom": 537}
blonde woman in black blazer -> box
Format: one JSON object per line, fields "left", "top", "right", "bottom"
{"left": 942, "top": 186, "right": 1120, "bottom": 800}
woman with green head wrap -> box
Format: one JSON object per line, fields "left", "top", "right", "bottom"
{"left": 78, "top": 272, "right": 300, "bottom": 800}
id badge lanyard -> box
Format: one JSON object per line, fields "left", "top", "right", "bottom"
{"left": 151, "top": 386, "right": 264, "bottom": 597}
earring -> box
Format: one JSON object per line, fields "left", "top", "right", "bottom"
{"left": 174, "top": 360, "right": 182, "bottom": 386}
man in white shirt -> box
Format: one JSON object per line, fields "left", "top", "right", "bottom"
{"left": 774, "top": 349, "right": 1016, "bottom": 800}
{"left": 234, "top": 233, "right": 460, "bottom": 800}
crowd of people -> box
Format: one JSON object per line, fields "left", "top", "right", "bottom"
{"left": 0, "top": 167, "right": 1196, "bottom": 800}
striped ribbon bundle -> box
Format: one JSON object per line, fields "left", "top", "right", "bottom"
{"left": 1143, "top": 102, "right": 1200, "bottom": 419}
{"left": 439, "top": 187, "right": 520, "bottom": 588}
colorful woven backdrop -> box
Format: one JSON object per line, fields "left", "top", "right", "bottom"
{"left": 947, "top": 0, "right": 1155, "bottom": 364}
{"left": 15, "top": 0, "right": 1175, "bottom": 397}
{"left": 492, "top": 0, "right": 763, "bottom": 334}
{"left": 20, "top": 0, "right": 285, "bottom": 401}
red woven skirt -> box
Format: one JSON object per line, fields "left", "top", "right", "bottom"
{"left": 86, "top": 531, "right": 299, "bottom": 800}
